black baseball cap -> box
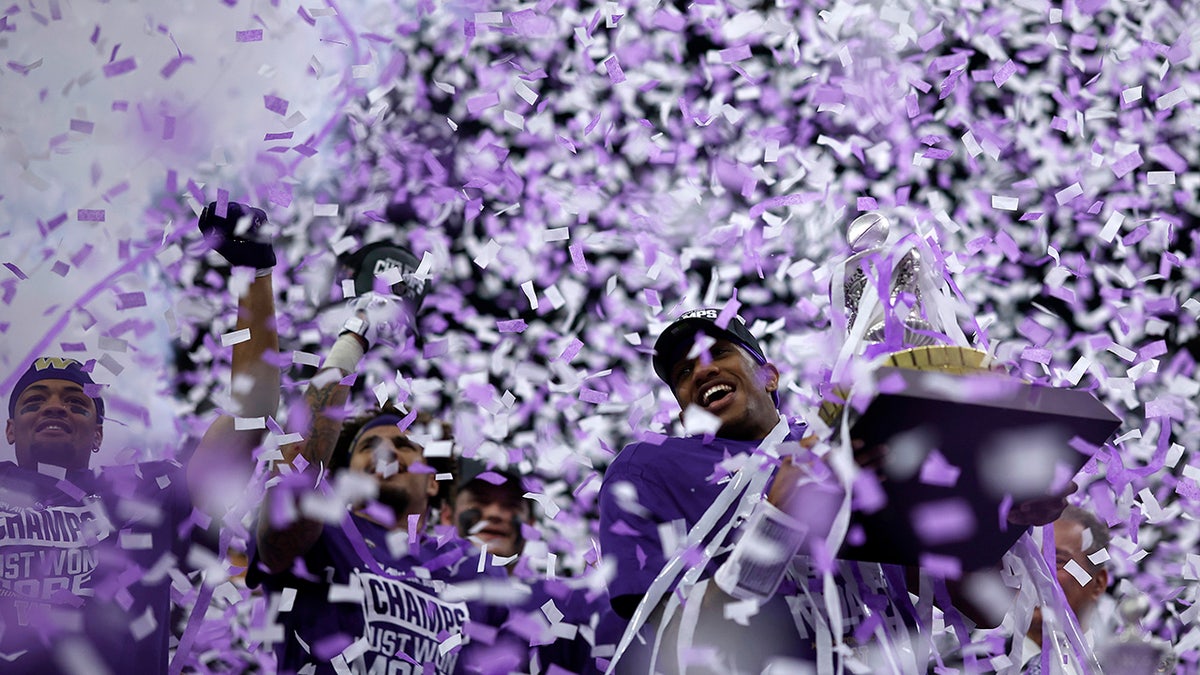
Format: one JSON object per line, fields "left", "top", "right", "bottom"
{"left": 343, "top": 241, "right": 426, "bottom": 300}
{"left": 457, "top": 458, "right": 524, "bottom": 494}
{"left": 652, "top": 309, "right": 771, "bottom": 389}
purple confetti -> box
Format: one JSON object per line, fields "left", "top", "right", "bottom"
{"left": 236, "top": 29, "right": 263, "bottom": 42}
{"left": 160, "top": 54, "right": 194, "bottom": 79}
{"left": 77, "top": 209, "right": 105, "bottom": 222}
{"left": 605, "top": 55, "right": 626, "bottom": 84}
{"left": 557, "top": 338, "right": 584, "bottom": 362}
{"left": 116, "top": 292, "right": 147, "bottom": 310}
{"left": 263, "top": 95, "right": 288, "bottom": 116}
{"left": 992, "top": 59, "right": 1016, "bottom": 87}
{"left": 3, "top": 262, "right": 28, "bottom": 280}
{"left": 266, "top": 182, "right": 293, "bottom": 207}
{"left": 1110, "top": 150, "right": 1143, "bottom": 178}
{"left": 102, "top": 57, "right": 136, "bottom": 77}
{"left": 579, "top": 388, "right": 608, "bottom": 404}
{"left": 467, "top": 92, "right": 500, "bottom": 114}
{"left": 474, "top": 471, "right": 509, "bottom": 485}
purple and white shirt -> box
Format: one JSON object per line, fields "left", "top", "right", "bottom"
{"left": 0, "top": 460, "right": 196, "bottom": 674}
{"left": 249, "top": 514, "right": 512, "bottom": 675}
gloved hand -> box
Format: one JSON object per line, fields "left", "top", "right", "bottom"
{"left": 198, "top": 201, "right": 276, "bottom": 269}
{"left": 325, "top": 292, "right": 417, "bottom": 350}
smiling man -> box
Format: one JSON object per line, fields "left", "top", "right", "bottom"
{"left": 442, "top": 461, "right": 532, "bottom": 570}
{"left": 6, "top": 365, "right": 105, "bottom": 471}
{"left": 598, "top": 308, "right": 1077, "bottom": 673}
{"left": 249, "top": 251, "right": 515, "bottom": 675}
{"left": 1019, "top": 506, "right": 1110, "bottom": 674}
{"left": 598, "top": 309, "right": 823, "bottom": 673}
{"left": 0, "top": 201, "right": 281, "bottom": 674}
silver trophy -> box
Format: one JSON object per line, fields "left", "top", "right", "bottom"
{"left": 825, "top": 212, "right": 1122, "bottom": 571}
{"left": 1098, "top": 593, "right": 1178, "bottom": 675}
{"left": 842, "top": 212, "right": 938, "bottom": 348}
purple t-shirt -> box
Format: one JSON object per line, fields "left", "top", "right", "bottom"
{"left": 249, "top": 514, "right": 512, "bottom": 675}
{"left": 598, "top": 433, "right": 773, "bottom": 612}
{"left": 0, "top": 460, "right": 196, "bottom": 674}
{"left": 599, "top": 431, "right": 922, "bottom": 672}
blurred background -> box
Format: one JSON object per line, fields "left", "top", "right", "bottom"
{"left": 2, "top": 0, "right": 1198, "bottom": 669}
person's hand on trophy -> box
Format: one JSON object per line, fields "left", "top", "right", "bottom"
{"left": 850, "top": 438, "right": 889, "bottom": 477}
{"left": 1006, "top": 480, "right": 1078, "bottom": 527}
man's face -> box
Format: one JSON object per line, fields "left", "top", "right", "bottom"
{"left": 668, "top": 337, "right": 780, "bottom": 441}
{"left": 347, "top": 426, "right": 437, "bottom": 518}
{"left": 6, "top": 379, "right": 102, "bottom": 471}
{"left": 1028, "top": 518, "right": 1108, "bottom": 640}
{"left": 445, "top": 482, "right": 530, "bottom": 559}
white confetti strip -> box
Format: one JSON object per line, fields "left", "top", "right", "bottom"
{"left": 1099, "top": 211, "right": 1125, "bottom": 242}
{"left": 221, "top": 328, "right": 251, "bottom": 346}
{"left": 991, "top": 195, "right": 1018, "bottom": 211}
{"left": 1063, "top": 559, "right": 1092, "bottom": 586}
{"left": 1054, "top": 182, "right": 1083, "bottom": 204}
{"left": 1146, "top": 171, "right": 1175, "bottom": 185}
{"left": 234, "top": 416, "right": 266, "bottom": 430}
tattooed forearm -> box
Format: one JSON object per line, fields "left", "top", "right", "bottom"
{"left": 287, "top": 370, "right": 351, "bottom": 467}
{"left": 258, "top": 368, "right": 352, "bottom": 573}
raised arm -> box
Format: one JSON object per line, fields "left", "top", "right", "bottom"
{"left": 256, "top": 345, "right": 359, "bottom": 573}
{"left": 255, "top": 241, "right": 421, "bottom": 573}
{"left": 187, "top": 202, "right": 281, "bottom": 518}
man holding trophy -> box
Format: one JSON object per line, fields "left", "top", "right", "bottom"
{"left": 598, "top": 212, "right": 1121, "bottom": 673}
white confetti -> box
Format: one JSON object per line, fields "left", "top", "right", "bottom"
{"left": 1063, "top": 559, "right": 1092, "bottom": 586}
{"left": 235, "top": 416, "right": 265, "bottom": 430}
{"left": 991, "top": 195, "right": 1018, "bottom": 211}
{"left": 220, "top": 329, "right": 251, "bottom": 346}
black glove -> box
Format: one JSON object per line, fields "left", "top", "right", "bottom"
{"left": 198, "top": 201, "right": 276, "bottom": 269}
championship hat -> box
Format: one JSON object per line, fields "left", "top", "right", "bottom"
{"left": 653, "top": 309, "right": 778, "bottom": 405}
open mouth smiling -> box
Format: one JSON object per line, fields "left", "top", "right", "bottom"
{"left": 699, "top": 383, "right": 734, "bottom": 408}
{"left": 35, "top": 420, "right": 73, "bottom": 434}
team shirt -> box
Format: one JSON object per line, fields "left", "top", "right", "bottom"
{"left": 249, "top": 513, "right": 514, "bottom": 675}
{"left": 0, "top": 460, "right": 198, "bottom": 674}
{"left": 598, "top": 433, "right": 770, "bottom": 609}
{"left": 598, "top": 429, "right": 920, "bottom": 671}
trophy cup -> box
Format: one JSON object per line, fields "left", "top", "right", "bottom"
{"left": 822, "top": 213, "right": 1122, "bottom": 571}
{"left": 1098, "top": 593, "right": 1179, "bottom": 675}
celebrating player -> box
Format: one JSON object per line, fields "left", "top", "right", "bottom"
{"left": 598, "top": 309, "right": 1075, "bottom": 673}
{"left": 249, "top": 246, "right": 513, "bottom": 674}
{"left": 0, "top": 201, "right": 280, "bottom": 673}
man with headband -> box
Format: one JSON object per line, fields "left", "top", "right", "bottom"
{"left": 1, "top": 201, "right": 281, "bottom": 674}
{"left": 249, "top": 252, "right": 515, "bottom": 675}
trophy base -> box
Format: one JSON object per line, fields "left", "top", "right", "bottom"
{"left": 835, "top": 365, "right": 1121, "bottom": 572}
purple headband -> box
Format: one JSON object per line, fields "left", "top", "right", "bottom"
{"left": 357, "top": 413, "right": 405, "bottom": 435}
{"left": 8, "top": 357, "right": 105, "bottom": 422}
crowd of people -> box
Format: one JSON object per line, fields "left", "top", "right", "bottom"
{"left": 0, "top": 204, "right": 1154, "bottom": 675}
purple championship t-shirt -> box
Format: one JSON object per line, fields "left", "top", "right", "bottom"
{"left": 249, "top": 513, "right": 513, "bottom": 675}
{"left": 598, "top": 433, "right": 775, "bottom": 611}
{"left": 598, "top": 429, "right": 927, "bottom": 672}
{"left": 0, "top": 460, "right": 196, "bottom": 675}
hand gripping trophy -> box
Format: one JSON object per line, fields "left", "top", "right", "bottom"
{"left": 1099, "top": 592, "right": 1179, "bottom": 675}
